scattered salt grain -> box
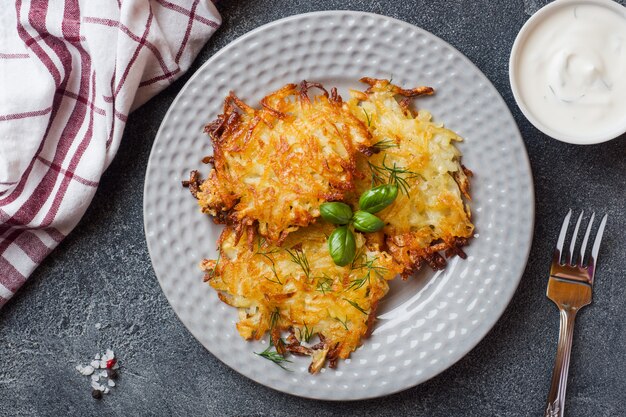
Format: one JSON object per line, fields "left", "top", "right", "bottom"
{"left": 80, "top": 366, "right": 94, "bottom": 376}
{"left": 78, "top": 348, "right": 120, "bottom": 399}
{"left": 95, "top": 323, "right": 102, "bottom": 330}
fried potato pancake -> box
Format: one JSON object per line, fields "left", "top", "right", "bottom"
{"left": 195, "top": 82, "right": 374, "bottom": 245}
{"left": 191, "top": 78, "right": 474, "bottom": 374}
{"left": 201, "top": 223, "right": 400, "bottom": 373}
{"left": 346, "top": 78, "right": 474, "bottom": 277}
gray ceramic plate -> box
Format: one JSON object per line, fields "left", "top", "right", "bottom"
{"left": 143, "top": 11, "right": 534, "bottom": 400}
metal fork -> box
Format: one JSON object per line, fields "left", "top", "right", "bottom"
{"left": 544, "top": 210, "right": 608, "bottom": 417}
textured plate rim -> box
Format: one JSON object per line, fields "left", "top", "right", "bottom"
{"left": 143, "top": 10, "right": 535, "bottom": 401}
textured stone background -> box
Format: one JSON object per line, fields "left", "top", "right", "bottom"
{"left": 2, "top": 1, "right": 626, "bottom": 416}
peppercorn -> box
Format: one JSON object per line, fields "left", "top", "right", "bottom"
{"left": 106, "top": 358, "right": 116, "bottom": 369}
{"left": 107, "top": 368, "right": 118, "bottom": 380}
{"left": 91, "top": 389, "right": 102, "bottom": 400}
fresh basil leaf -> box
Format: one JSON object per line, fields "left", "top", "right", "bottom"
{"left": 319, "top": 202, "right": 353, "bottom": 225}
{"left": 358, "top": 184, "right": 398, "bottom": 213}
{"left": 352, "top": 211, "right": 385, "bottom": 233}
{"left": 328, "top": 226, "right": 356, "bottom": 266}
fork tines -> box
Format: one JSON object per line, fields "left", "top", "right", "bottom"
{"left": 555, "top": 210, "right": 608, "bottom": 276}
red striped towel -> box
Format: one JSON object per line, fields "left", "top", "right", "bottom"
{"left": 0, "top": 0, "right": 221, "bottom": 307}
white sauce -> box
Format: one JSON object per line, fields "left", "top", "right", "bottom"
{"left": 516, "top": 2, "right": 626, "bottom": 141}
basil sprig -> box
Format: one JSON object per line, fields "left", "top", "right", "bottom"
{"left": 320, "top": 183, "right": 398, "bottom": 266}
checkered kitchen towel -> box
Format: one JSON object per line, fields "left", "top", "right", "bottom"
{"left": 0, "top": 0, "right": 221, "bottom": 307}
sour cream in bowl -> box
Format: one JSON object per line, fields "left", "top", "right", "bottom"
{"left": 509, "top": 0, "right": 626, "bottom": 144}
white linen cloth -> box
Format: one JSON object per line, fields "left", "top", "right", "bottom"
{"left": 0, "top": 0, "right": 221, "bottom": 307}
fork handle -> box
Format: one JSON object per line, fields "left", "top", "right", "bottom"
{"left": 545, "top": 308, "right": 577, "bottom": 417}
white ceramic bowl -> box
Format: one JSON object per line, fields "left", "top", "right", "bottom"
{"left": 509, "top": 0, "right": 626, "bottom": 145}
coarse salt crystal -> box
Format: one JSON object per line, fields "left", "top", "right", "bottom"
{"left": 81, "top": 366, "right": 94, "bottom": 376}
{"left": 80, "top": 349, "right": 120, "bottom": 397}
{"left": 95, "top": 323, "right": 102, "bottom": 330}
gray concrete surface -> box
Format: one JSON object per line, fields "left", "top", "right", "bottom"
{"left": 2, "top": 1, "right": 626, "bottom": 416}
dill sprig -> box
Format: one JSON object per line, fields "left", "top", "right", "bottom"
{"left": 350, "top": 246, "right": 366, "bottom": 269}
{"left": 255, "top": 307, "right": 292, "bottom": 371}
{"left": 285, "top": 247, "right": 311, "bottom": 279}
{"left": 255, "top": 345, "right": 293, "bottom": 371}
{"left": 298, "top": 323, "right": 315, "bottom": 343}
{"left": 255, "top": 239, "right": 282, "bottom": 285}
{"left": 209, "top": 250, "right": 222, "bottom": 275}
{"left": 372, "top": 139, "right": 398, "bottom": 151}
{"left": 363, "top": 108, "right": 372, "bottom": 126}
{"left": 346, "top": 273, "right": 370, "bottom": 291}
{"left": 352, "top": 255, "right": 388, "bottom": 277}
{"left": 368, "top": 154, "right": 422, "bottom": 196}
{"left": 316, "top": 274, "right": 334, "bottom": 294}
{"left": 334, "top": 316, "right": 349, "bottom": 331}
{"left": 343, "top": 298, "right": 368, "bottom": 315}
{"left": 347, "top": 256, "right": 387, "bottom": 291}
{"left": 270, "top": 307, "right": 280, "bottom": 329}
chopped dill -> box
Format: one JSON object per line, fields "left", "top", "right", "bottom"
{"left": 255, "top": 308, "right": 291, "bottom": 371}
{"left": 343, "top": 298, "right": 368, "bottom": 315}
{"left": 285, "top": 247, "right": 311, "bottom": 279}
{"left": 270, "top": 307, "right": 280, "bottom": 329}
{"left": 363, "top": 108, "right": 372, "bottom": 126}
{"left": 347, "top": 256, "right": 387, "bottom": 291}
{"left": 211, "top": 251, "right": 222, "bottom": 273}
{"left": 350, "top": 246, "right": 366, "bottom": 269}
{"left": 372, "top": 139, "right": 398, "bottom": 151}
{"left": 368, "top": 154, "right": 423, "bottom": 196}
{"left": 255, "top": 345, "right": 293, "bottom": 371}
{"left": 334, "top": 316, "right": 350, "bottom": 331}
{"left": 346, "top": 273, "right": 370, "bottom": 291}
{"left": 316, "top": 274, "right": 334, "bottom": 294}
{"left": 255, "top": 239, "right": 282, "bottom": 285}
{"left": 298, "top": 323, "right": 315, "bottom": 343}
{"left": 353, "top": 255, "right": 388, "bottom": 278}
